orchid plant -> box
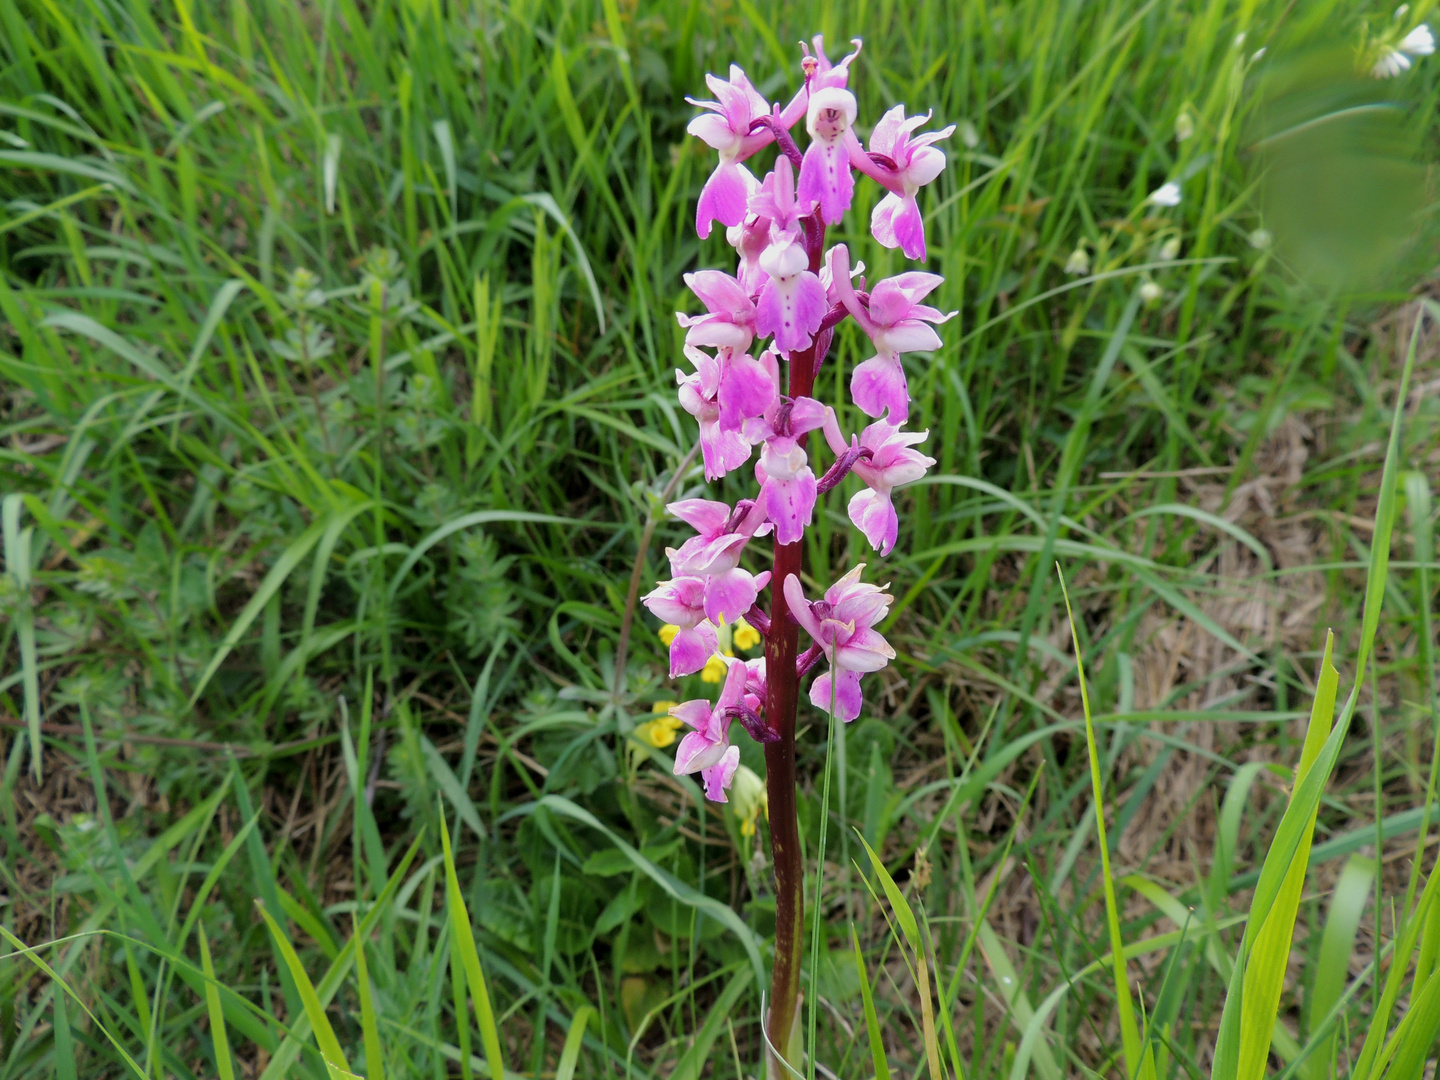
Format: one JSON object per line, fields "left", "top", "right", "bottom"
{"left": 642, "top": 36, "right": 953, "bottom": 1076}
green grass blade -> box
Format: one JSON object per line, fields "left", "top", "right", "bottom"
{"left": 199, "top": 922, "right": 236, "bottom": 1080}
{"left": 1236, "top": 633, "right": 1339, "bottom": 1080}
{"left": 353, "top": 917, "right": 384, "bottom": 1080}
{"left": 852, "top": 923, "right": 892, "bottom": 1080}
{"left": 439, "top": 810, "right": 506, "bottom": 1080}
{"left": 555, "top": 1005, "right": 594, "bottom": 1080}
{"left": 1057, "top": 565, "right": 1143, "bottom": 1080}
{"left": 52, "top": 979, "right": 77, "bottom": 1080}
{"left": 256, "top": 903, "right": 353, "bottom": 1074}
{"left": 1303, "top": 855, "right": 1374, "bottom": 1080}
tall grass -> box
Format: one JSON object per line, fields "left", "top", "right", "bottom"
{"left": 1, "top": 0, "right": 1438, "bottom": 1077}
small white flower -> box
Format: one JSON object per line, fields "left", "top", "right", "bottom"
{"left": 1373, "top": 24, "right": 1433, "bottom": 77}
{"left": 1401, "top": 24, "right": 1435, "bottom": 54}
{"left": 1248, "top": 228, "right": 1273, "bottom": 250}
{"left": 1159, "top": 237, "right": 1182, "bottom": 261}
{"left": 958, "top": 119, "right": 980, "bottom": 149}
{"left": 1174, "top": 111, "right": 1195, "bottom": 143}
{"left": 1139, "top": 281, "right": 1163, "bottom": 305}
{"left": 1148, "top": 181, "right": 1182, "bottom": 207}
{"left": 1064, "top": 247, "right": 1090, "bottom": 276}
{"left": 1374, "top": 48, "right": 1412, "bottom": 77}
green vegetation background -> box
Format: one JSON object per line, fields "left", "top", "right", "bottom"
{"left": 0, "top": 0, "right": 1438, "bottom": 1077}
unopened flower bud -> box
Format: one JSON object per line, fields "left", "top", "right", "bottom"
{"left": 1139, "top": 280, "right": 1163, "bottom": 305}
{"left": 730, "top": 765, "right": 768, "bottom": 836}
{"left": 1159, "top": 237, "right": 1181, "bottom": 261}
{"left": 1064, "top": 247, "right": 1090, "bottom": 276}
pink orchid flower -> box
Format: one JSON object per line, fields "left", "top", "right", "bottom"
{"left": 797, "top": 39, "right": 862, "bottom": 225}
{"left": 676, "top": 270, "right": 759, "bottom": 353}
{"left": 726, "top": 215, "right": 771, "bottom": 296}
{"left": 677, "top": 345, "right": 774, "bottom": 479}
{"left": 827, "top": 244, "right": 956, "bottom": 422}
{"left": 752, "top": 159, "right": 827, "bottom": 353}
{"left": 670, "top": 659, "right": 755, "bottom": 801}
{"left": 641, "top": 576, "right": 718, "bottom": 677}
{"left": 665, "top": 498, "right": 772, "bottom": 624}
{"left": 824, "top": 417, "right": 936, "bottom": 555}
{"left": 686, "top": 66, "right": 772, "bottom": 239}
{"left": 745, "top": 397, "right": 829, "bottom": 545}
{"left": 783, "top": 567, "right": 895, "bottom": 722}
{"left": 847, "top": 106, "right": 954, "bottom": 261}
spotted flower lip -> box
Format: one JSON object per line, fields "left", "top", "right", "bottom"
{"left": 746, "top": 397, "right": 829, "bottom": 545}
{"left": 798, "top": 85, "right": 859, "bottom": 224}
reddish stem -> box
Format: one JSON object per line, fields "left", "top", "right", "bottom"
{"left": 763, "top": 210, "right": 825, "bottom": 1075}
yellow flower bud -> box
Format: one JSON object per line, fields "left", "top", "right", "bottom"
{"left": 633, "top": 712, "right": 684, "bottom": 749}
{"left": 699, "top": 655, "right": 727, "bottom": 683}
{"left": 732, "top": 618, "right": 761, "bottom": 651}
{"left": 657, "top": 624, "right": 680, "bottom": 646}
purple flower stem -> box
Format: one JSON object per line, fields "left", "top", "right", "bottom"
{"left": 815, "top": 444, "right": 873, "bottom": 495}
{"left": 744, "top": 604, "right": 771, "bottom": 637}
{"left": 749, "top": 115, "right": 804, "bottom": 170}
{"left": 762, "top": 216, "right": 824, "bottom": 1077}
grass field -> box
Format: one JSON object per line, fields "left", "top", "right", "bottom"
{"left": 2, "top": 0, "right": 1439, "bottom": 1077}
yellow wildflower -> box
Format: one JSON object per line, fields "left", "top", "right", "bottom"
{"left": 657, "top": 624, "right": 680, "bottom": 646}
{"left": 634, "top": 711, "right": 683, "bottom": 748}
{"left": 700, "top": 654, "right": 727, "bottom": 683}
{"left": 732, "top": 618, "right": 761, "bottom": 651}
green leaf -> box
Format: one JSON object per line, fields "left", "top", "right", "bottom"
{"left": 256, "top": 903, "right": 353, "bottom": 1075}
{"left": 439, "top": 812, "right": 506, "bottom": 1080}
{"left": 852, "top": 924, "right": 891, "bottom": 1080}
{"left": 198, "top": 923, "right": 236, "bottom": 1080}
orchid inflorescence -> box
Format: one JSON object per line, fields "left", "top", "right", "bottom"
{"left": 642, "top": 35, "right": 952, "bottom": 805}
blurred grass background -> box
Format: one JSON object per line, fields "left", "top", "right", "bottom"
{"left": 0, "top": 0, "right": 1438, "bottom": 1077}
